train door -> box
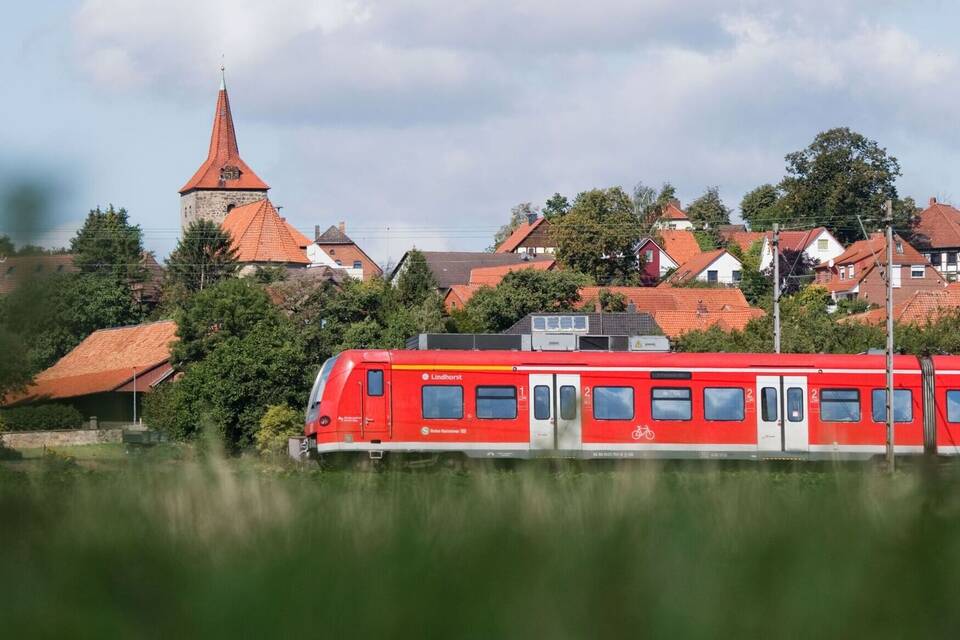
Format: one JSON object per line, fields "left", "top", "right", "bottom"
{"left": 756, "top": 375, "right": 809, "bottom": 453}
{"left": 528, "top": 374, "right": 582, "bottom": 452}
{"left": 362, "top": 367, "right": 390, "bottom": 437}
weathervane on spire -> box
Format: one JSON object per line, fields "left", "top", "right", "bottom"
{"left": 220, "top": 55, "right": 226, "bottom": 90}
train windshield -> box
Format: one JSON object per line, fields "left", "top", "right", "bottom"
{"left": 306, "top": 356, "right": 339, "bottom": 423}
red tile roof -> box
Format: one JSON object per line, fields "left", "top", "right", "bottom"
{"left": 652, "top": 308, "right": 765, "bottom": 338}
{"left": 578, "top": 286, "right": 751, "bottom": 312}
{"left": 0, "top": 254, "right": 77, "bottom": 295}
{"left": 663, "top": 249, "right": 731, "bottom": 285}
{"left": 912, "top": 198, "right": 960, "bottom": 249}
{"left": 221, "top": 199, "right": 310, "bottom": 265}
{"left": 661, "top": 202, "right": 688, "bottom": 220}
{"left": 179, "top": 85, "right": 269, "bottom": 194}
{"left": 443, "top": 284, "right": 483, "bottom": 311}
{"left": 6, "top": 321, "right": 177, "bottom": 404}
{"left": 495, "top": 217, "right": 549, "bottom": 253}
{"left": 830, "top": 233, "right": 928, "bottom": 267}
{"left": 765, "top": 228, "right": 830, "bottom": 254}
{"left": 659, "top": 230, "right": 702, "bottom": 265}
{"left": 842, "top": 286, "right": 960, "bottom": 325}
{"left": 469, "top": 259, "right": 556, "bottom": 285}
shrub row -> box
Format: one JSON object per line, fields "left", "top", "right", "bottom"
{"left": 0, "top": 404, "right": 85, "bottom": 432}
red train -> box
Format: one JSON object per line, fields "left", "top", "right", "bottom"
{"left": 301, "top": 350, "right": 960, "bottom": 460}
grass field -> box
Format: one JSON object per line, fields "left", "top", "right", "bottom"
{"left": 2, "top": 448, "right": 959, "bottom": 638}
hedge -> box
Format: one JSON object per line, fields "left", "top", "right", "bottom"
{"left": 0, "top": 404, "right": 85, "bottom": 432}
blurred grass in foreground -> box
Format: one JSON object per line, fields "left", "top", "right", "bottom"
{"left": 1, "top": 454, "right": 959, "bottom": 639}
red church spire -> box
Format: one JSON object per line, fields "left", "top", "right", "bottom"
{"left": 179, "top": 69, "right": 269, "bottom": 194}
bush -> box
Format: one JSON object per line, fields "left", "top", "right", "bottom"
{"left": 0, "top": 404, "right": 85, "bottom": 431}
{"left": 255, "top": 405, "right": 304, "bottom": 457}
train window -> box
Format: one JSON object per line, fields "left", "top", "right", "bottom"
{"left": 593, "top": 387, "right": 634, "bottom": 420}
{"left": 652, "top": 388, "right": 692, "bottom": 421}
{"left": 476, "top": 386, "right": 517, "bottom": 419}
{"left": 761, "top": 387, "right": 778, "bottom": 422}
{"left": 366, "top": 370, "right": 384, "bottom": 397}
{"left": 787, "top": 388, "right": 804, "bottom": 422}
{"left": 534, "top": 386, "right": 551, "bottom": 420}
{"left": 871, "top": 389, "right": 913, "bottom": 423}
{"left": 948, "top": 391, "right": 960, "bottom": 423}
{"left": 820, "top": 389, "right": 861, "bottom": 422}
{"left": 422, "top": 386, "right": 463, "bottom": 419}
{"left": 559, "top": 386, "right": 577, "bottom": 420}
{"left": 704, "top": 388, "right": 744, "bottom": 421}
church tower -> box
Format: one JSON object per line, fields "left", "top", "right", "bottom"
{"left": 179, "top": 71, "right": 269, "bottom": 229}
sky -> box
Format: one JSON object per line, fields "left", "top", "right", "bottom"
{"left": 2, "top": 0, "right": 960, "bottom": 266}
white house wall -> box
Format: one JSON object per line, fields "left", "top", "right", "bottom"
{"left": 695, "top": 252, "right": 743, "bottom": 285}
{"left": 759, "top": 230, "right": 844, "bottom": 271}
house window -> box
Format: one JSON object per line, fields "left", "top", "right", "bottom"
{"left": 353, "top": 260, "right": 362, "bottom": 270}
{"left": 817, "top": 239, "right": 828, "bottom": 252}
{"left": 335, "top": 260, "right": 342, "bottom": 266}
{"left": 848, "top": 264, "right": 854, "bottom": 278}
{"left": 839, "top": 266, "right": 846, "bottom": 280}
{"left": 896, "top": 241, "right": 904, "bottom": 254}
{"left": 732, "top": 270, "right": 742, "bottom": 283}
{"left": 948, "top": 253, "right": 957, "bottom": 266}
{"left": 645, "top": 250, "right": 654, "bottom": 263}
{"left": 911, "top": 265, "right": 925, "bottom": 279}
{"left": 707, "top": 270, "right": 718, "bottom": 283}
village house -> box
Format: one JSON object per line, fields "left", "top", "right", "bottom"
{"left": 813, "top": 233, "right": 944, "bottom": 305}
{"left": 654, "top": 200, "right": 693, "bottom": 230}
{"left": 312, "top": 223, "right": 383, "bottom": 281}
{"left": 0, "top": 254, "right": 77, "bottom": 295}
{"left": 758, "top": 227, "right": 844, "bottom": 271}
{"left": 495, "top": 214, "right": 555, "bottom": 255}
{"left": 841, "top": 283, "right": 960, "bottom": 325}
{"left": 442, "top": 259, "right": 557, "bottom": 312}
{"left": 661, "top": 249, "right": 744, "bottom": 287}
{"left": 4, "top": 321, "right": 178, "bottom": 426}
{"left": 391, "top": 250, "right": 553, "bottom": 295}
{"left": 658, "top": 230, "right": 702, "bottom": 267}
{"left": 911, "top": 197, "right": 960, "bottom": 282}
{"left": 636, "top": 237, "right": 679, "bottom": 285}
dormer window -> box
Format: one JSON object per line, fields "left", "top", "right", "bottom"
{"left": 848, "top": 264, "right": 854, "bottom": 278}
{"left": 220, "top": 165, "right": 241, "bottom": 181}
{"left": 896, "top": 241, "right": 904, "bottom": 254}
{"left": 839, "top": 266, "right": 846, "bottom": 280}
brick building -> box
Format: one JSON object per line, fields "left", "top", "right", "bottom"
{"left": 495, "top": 215, "right": 555, "bottom": 255}
{"left": 179, "top": 74, "right": 269, "bottom": 229}
{"left": 814, "top": 233, "right": 944, "bottom": 305}
{"left": 911, "top": 197, "right": 960, "bottom": 282}
{"left": 313, "top": 223, "right": 383, "bottom": 281}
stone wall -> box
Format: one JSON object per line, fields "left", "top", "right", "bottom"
{"left": 0, "top": 429, "right": 123, "bottom": 449}
{"left": 180, "top": 189, "right": 267, "bottom": 229}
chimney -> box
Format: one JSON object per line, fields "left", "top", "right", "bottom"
{"left": 338, "top": 221, "right": 346, "bottom": 233}
{"left": 315, "top": 225, "right": 321, "bottom": 242}
{"left": 930, "top": 196, "right": 938, "bottom": 206}
{"left": 526, "top": 212, "right": 538, "bottom": 225}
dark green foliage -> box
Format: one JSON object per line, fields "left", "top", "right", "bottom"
{"left": 542, "top": 193, "right": 571, "bottom": 219}
{"left": 739, "top": 184, "right": 784, "bottom": 231}
{"left": 598, "top": 289, "right": 627, "bottom": 312}
{"left": 0, "top": 235, "right": 14, "bottom": 257}
{"left": 835, "top": 298, "right": 872, "bottom": 315}
{"left": 0, "top": 404, "right": 84, "bottom": 431}
{"left": 170, "top": 278, "right": 281, "bottom": 366}
{"left": 0, "top": 328, "right": 32, "bottom": 398}
{"left": 686, "top": 186, "right": 731, "bottom": 229}
{"left": 165, "top": 219, "right": 239, "bottom": 295}
{"left": 151, "top": 320, "right": 310, "bottom": 448}
{"left": 552, "top": 187, "right": 641, "bottom": 283}
{"left": 251, "top": 266, "right": 287, "bottom": 284}
{"left": 779, "top": 128, "right": 913, "bottom": 243}
{"left": 693, "top": 230, "right": 717, "bottom": 251}
{"left": 70, "top": 205, "right": 145, "bottom": 280}
{"left": 456, "top": 269, "right": 588, "bottom": 332}
{"left": 631, "top": 182, "right": 676, "bottom": 222}
{"left": 395, "top": 249, "right": 437, "bottom": 306}
{"left": 0, "top": 272, "right": 142, "bottom": 372}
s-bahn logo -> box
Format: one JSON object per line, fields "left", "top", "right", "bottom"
{"left": 420, "top": 426, "right": 430, "bottom": 436}
{"left": 632, "top": 425, "right": 655, "bottom": 441}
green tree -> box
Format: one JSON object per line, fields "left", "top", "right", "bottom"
{"left": 633, "top": 182, "right": 677, "bottom": 224}
{"left": 171, "top": 278, "right": 281, "bottom": 366}
{"left": 740, "top": 184, "right": 784, "bottom": 231}
{"left": 395, "top": 249, "right": 438, "bottom": 306}
{"left": 0, "top": 272, "right": 141, "bottom": 372}
{"left": 0, "top": 327, "right": 32, "bottom": 397}
{"left": 779, "top": 128, "right": 912, "bottom": 243}
{"left": 0, "top": 235, "right": 14, "bottom": 257}
{"left": 491, "top": 203, "right": 540, "bottom": 252}
{"left": 70, "top": 205, "right": 145, "bottom": 280}
{"left": 552, "top": 187, "right": 641, "bottom": 283}
{"left": 165, "top": 219, "right": 239, "bottom": 293}
{"left": 255, "top": 404, "right": 304, "bottom": 457}
{"left": 543, "top": 193, "right": 571, "bottom": 219}
{"left": 458, "top": 269, "right": 587, "bottom": 332}
{"left": 598, "top": 289, "right": 627, "bottom": 312}
{"left": 686, "top": 186, "right": 731, "bottom": 229}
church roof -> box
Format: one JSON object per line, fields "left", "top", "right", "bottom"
{"left": 316, "top": 225, "right": 354, "bottom": 245}
{"left": 221, "top": 199, "right": 309, "bottom": 265}
{"left": 179, "top": 79, "right": 269, "bottom": 194}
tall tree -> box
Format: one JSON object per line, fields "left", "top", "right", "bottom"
{"left": 166, "top": 219, "right": 239, "bottom": 293}
{"left": 779, "top": 128, "right": 911, "bottom": 243}
{"left": 70, "top": 205, "right": 145, "bottom": 280}
{"left": 686, "top": 186, "right": 731, "bottom": 229}
{"left": 632, "top": 182, "right": 676, "bottom": 225}
{"left": 552, "top": 186, "right": 642, "bottom": 283}
{"left": 543, "top": 193, "right": 571, "bottom": 220}
{"left": 739, "top": 184, "right": 784, "bottom": 231}
{"left": 491, "top": 202, "right": 540, "bottom": 251}
{"left": 458, "top": 269, "right": 587, "bottom": 332}
{"left": 396, "top": 249, "right": 438, "bottom": 306}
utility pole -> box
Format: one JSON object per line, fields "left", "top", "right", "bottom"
{"left": 884, "top": 200, "right": 895, "bottom": 470}
{"left": 132, "top": 367, "right": 138, "bottom": 427}
{"left": 773, "top": 223, "right": 781, "bottom": 354}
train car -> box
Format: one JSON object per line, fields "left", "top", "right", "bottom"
{"left": 300, "top": 350, "right": 960, "bottom": 461}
